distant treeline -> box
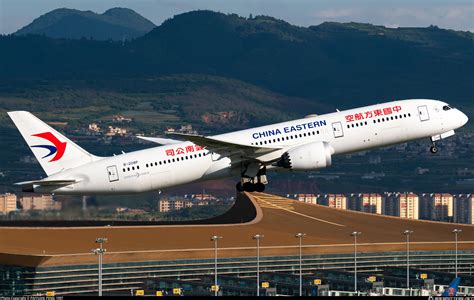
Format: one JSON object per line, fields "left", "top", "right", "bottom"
{"left": 1, "top": 10, "right": 473, "bottom": 108}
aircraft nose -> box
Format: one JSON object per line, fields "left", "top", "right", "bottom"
{"left": 459, "top": 111, "right": 469, "bottom": 127}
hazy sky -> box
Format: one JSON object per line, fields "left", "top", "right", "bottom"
{"left": 1, "top": 0, "right": 473, "bottom": 34}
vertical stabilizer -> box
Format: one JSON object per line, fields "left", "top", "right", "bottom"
{"left": 8, "top": 111, "right": 101, "bottom": 176}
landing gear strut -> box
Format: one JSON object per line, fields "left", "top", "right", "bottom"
{"left": 236, "top": 166, "right": 267, "bottom": 192}
{"left": 430, "top": 141, "right": 438, "bottom": 154}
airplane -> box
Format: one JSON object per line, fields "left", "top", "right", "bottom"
{"left": 8, "top": 99, "right": 468, "bottom": 195}
{"left": 441, "top": 277, "right": 461, "bottom": 296}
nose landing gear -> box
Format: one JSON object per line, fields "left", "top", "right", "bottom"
{"left": 429, "top": 139, "right": 438, "bottom": 154}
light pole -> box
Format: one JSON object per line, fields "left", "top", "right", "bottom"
{"left": 92, "top": 237, "right": 108, "bottom": 296}
{"left": 253, "top": 234, "right": 264, "bottom": 296}
{"left": 295, "top": 233, "right": 306, "bottom": 296}
{"left": 211, "top": 235, "right": 223, "bottom": 296}
{"left": 403, "top": 230, "right": 413, "bottom": 290}
{"left": 351, "top": 231, "right": 361, "bottom": 294}
{"left": 452, "top": 229, "right": 462, "bottom": 277}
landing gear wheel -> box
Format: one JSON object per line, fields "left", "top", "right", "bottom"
{"left": 236, "top": 182, "right": 244, "bottom": 192}
{"left": 254, "top": 182, "right": 265, "bottom": 192}
{"left": 242, "top": 182, "right": 255, "bottom": 192}
{"left": 430, "top": 145, "right": 438, "bottom": 154}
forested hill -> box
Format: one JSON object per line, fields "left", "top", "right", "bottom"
{"left": 1, "top": 10, "right": 473, "bottom": 109}
{"left": 14, "top": 7, "right": 155, "bottom": 40}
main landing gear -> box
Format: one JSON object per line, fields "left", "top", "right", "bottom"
{"left": 236, "top": 166, "right": 268, "bottom": 193}
{"left": 236, "top": 181, "right": 265, "bottom": 192}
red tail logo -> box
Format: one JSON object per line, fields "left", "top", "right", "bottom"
{"left": 31, "top": 132, "right": 67, "bottom": 162}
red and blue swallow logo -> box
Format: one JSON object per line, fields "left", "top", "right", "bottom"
{"left": 31, "top": 132, "right": 67, "bottom": 162}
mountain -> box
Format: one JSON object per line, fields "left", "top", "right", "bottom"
{"left": 2, "top": 10, "right": 473, "bottom": 112}
{"left": 14, "top": 7, "right": 155, "bottom": 40}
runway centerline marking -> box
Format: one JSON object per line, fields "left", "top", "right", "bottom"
{"left": 255, "top": 195, "right": 346, "bottom": 227}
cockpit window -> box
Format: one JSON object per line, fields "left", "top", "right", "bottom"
{"left": 443, "top": 105, "right": 451, "bottom": 111}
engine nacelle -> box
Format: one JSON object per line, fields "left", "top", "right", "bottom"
{"left": 276, "top": 141, "right": 333, "bottom": 171}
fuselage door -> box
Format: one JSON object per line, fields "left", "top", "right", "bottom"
{"left": 107, "top": 165, "right": 119, "bottom": 182}
{"left": 332, "top": 121, "right": 344, "bottom": 138}
{"left": 418, "top": 105, "right": 430, "bottom": 122}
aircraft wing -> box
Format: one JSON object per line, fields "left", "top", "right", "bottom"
{"left": 136, "top": 136, "right": 181, "bottom": 145}
{"left": 166, "top": 132, "right": 283, "bottom": 164}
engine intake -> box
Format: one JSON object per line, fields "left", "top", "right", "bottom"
{"left": 276, "top": 141, "right": 333, "bottom": 171}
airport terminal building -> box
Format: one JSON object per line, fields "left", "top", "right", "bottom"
{"left": 1, "top": 192, "right": 474, "bottom": 296}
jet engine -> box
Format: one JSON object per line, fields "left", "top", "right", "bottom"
{"left": 275, "top": 141, "right": 333, "bottom": 171}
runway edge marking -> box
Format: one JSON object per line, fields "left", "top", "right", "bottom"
{"left": 252, "top": 194, "right": 346, "bottom": 227}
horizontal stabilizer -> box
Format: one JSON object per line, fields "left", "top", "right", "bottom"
{"left": 136, "top": 136, "right": 181, "bottom": 145}
{"left": 15, "top": 179, "right": 78, "bottom": 187}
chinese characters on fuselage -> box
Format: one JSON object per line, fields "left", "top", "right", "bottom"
{"left": 345, "top": 106, "right": 402, "bottom": 122}
{"left": 165, "top": 144, "right": 204, "bottom": 156}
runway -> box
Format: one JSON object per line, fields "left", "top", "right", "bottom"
{"left": 0, "top": 192, "right": 473, "bottom": 267}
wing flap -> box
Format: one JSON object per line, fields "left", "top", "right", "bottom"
{"left": 165, "top": 132, "right": 284, "bottom": 166}
{"left": 166, "top": 132, "right": 281, "bottom": 154}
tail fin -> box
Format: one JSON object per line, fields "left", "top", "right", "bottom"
{"left": 442, "top": 277, "right": 460, "bottom": 296}
{"left": 8, "top": 111, "right": 101, "bottom": 176}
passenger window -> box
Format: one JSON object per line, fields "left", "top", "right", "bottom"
{"left": 364, "top": 121, "right": 367, "bottom": 125}
{"left": 317, "top": 130, "right": 319, "bottom": 134}
{"left": 146, "top": 164, "right": 148, "bottom": 167}
{"left": 159, "top": 161, "right": 162, "bottom": 165}
{"left": 127, "top": 167, "right": 130, "bottom": 171}
{"left": 132, "top": 166, "right": 135, "bottom": 170}
{"left": 137, "top": 166, "right": 140, "bottom": 170}
{"left": 347, "top": 125, "right": 350, "bottom": 128}
{"left": 408, "top": 113, "right": 411, "bottom": 117}
{"left": 123, "top": 168, "right": 125, "bottom": 172}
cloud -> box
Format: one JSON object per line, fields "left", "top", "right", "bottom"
{"left": 314, "top": 8, "right": 360, "bottom": 19}
{"left": 379, "top": 4, "right": 474, "bottom": 31}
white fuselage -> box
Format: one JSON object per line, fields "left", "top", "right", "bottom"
{"left": 41, "top": 99, "right": 468, "bottom": 195}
